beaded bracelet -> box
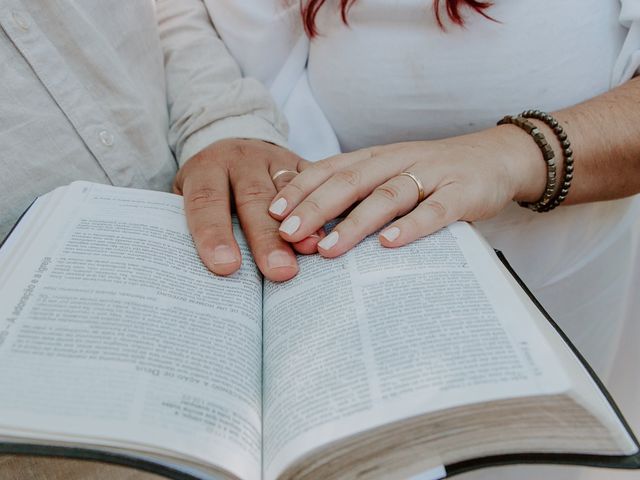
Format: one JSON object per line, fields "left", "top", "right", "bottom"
{"left": 497, "top": 115, "right": 557, "bottom": 211}
{"left": 519, "top": 110, "right": 574, "bottom": 212}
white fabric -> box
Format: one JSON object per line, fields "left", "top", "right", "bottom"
{"left": 0, "top": 0, "right": 288, "bottom": 238}
{"left": 206, "top": 0, "right": 339, "bottom": 161}
{"left": 206, "top": 0, "right": 640, "bottom": 478}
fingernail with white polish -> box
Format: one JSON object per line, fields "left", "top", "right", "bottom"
{"left": 213, "top": 245, "right": 238, "bottom": 265}
{"left": 318, "top": 231, "right": 339, "bottom": 250}
{"left": 269, "top": 197, "right": 287, "bottom": 216}
{"left": 381, "top": 227, "right": 400, "bottom": 242}
{"left": 280, "top": 216, "right": 301, "bottom": 236}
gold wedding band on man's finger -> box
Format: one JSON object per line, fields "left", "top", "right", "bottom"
{"left": 270, "top": 169, "right": 299, "bottom": 217}
{"left": 271, "top": 169, "right": 299, "bottom": 195}
{"left": 271, "top": 169, "right": 298, "bottom": 182}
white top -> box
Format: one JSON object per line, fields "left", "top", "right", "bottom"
{"left": 309, "top": 0, "right": 629, "bottom": 151}
{"left": 207, "top": 0, "right": 640, "bottom": 289}
{"left": 0, "top": 0, "right": 287, "bottom": 238}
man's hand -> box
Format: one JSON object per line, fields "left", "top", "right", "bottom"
{"left": 174, "top": 139, "right": 318, "bottom": 282}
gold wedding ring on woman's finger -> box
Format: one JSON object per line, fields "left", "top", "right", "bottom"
{"left": 399, "top": 171, "right": 426, "bottom": 205}
{"left": 271, "top": 169, "right": 298, "bottom": 182}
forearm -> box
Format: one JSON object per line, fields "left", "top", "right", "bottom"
{"left": 156, "top": 0, "right": 288, "bottom": 166}
{"left": 505, "top": 76, "right": 640, "bottom": 206}
{"left": 553, "top": 76, "right": 640, "bottom": 203}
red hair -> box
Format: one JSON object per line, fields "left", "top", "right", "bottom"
{"left": 301, "top": 0, "right": 494, "bottom": 37}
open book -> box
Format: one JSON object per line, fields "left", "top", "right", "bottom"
{"left": 0, "top": 182, "right": 638, "bottom": 480}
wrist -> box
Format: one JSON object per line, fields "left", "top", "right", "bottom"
{"left": 493, "top": 123, "right": 553, "bottom": 203}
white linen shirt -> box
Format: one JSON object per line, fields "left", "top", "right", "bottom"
{"left": 0, "top": 0, "right": 288, "bottom": 238}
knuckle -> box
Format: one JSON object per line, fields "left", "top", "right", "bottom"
{"left": 373, "top": 184, "right": 402, "bottom": 203}
{"left": 226, "top": 142, "right": 272, "bottom": 173}
{"left": 424, "top": 199, "right": 449, "bottom": 220}
{"left": 228, "top": 142, "right": 250, "bottom": 160}
{"left": 243, "top": 223, "right": 281, "bottom": 251}
{"left": 301, "top": 197, "right": 324, "bottom": 216}
{"left": 335, "top": 169, "right": 361, "bottom": 187}
{"left": 235, "top": 195, "right": 272, "bottom": 210}
{"left": 192, "top": 223, "right": 228, "bottom": 245}
{"left": 283, "top": 180, "right": 306, "bottom": 198}
{"left": 319, "top": 158, "right": 338, "bottom": 173}
{"left": 187, "top": 147, "right": 225, "bottom": 170}
{"left": 235, "top": 181, "right": 274, "bottom": 209}
{"left": 403, "top": 215, "right": 423, "bottom": 233}
{"left": 240, "top": 179, "right": 273, "bottom": 197}
{"left": 185, "top": 188, "right": 227, "bottom": 213}
{"left": 342, "top": 214, "right": 362, "bottom": 230}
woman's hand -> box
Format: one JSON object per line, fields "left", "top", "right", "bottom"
{"left": 268, "top": 126, "right": 547, "bottom": 257}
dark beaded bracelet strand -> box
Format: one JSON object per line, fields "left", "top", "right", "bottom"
{"left": 497, "top": 115, "right": 557, "bottom": 211}
{"left": 519, "top": 110, "right": 574, "bottom": 212}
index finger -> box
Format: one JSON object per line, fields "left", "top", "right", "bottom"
{"left": 268, "top": 149, "right": 373, "bottom": 220}
{"left": 270, "top": 159, "right": 326, "bottom": 255}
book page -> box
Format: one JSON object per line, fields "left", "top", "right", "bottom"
{"left": 0, "top": 182, "right": 262, "bottom": 480}
{"left": 261, "top": 222, "right": 569, "bottom": 480}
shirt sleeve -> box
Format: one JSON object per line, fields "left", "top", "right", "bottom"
{"left": 156, "top": 0, "right": 289, "bottom": 166}
{"left": 613, "top": 0, "right": 640, "bottom": 85}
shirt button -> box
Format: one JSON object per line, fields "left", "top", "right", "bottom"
{"left": 12, "top": 11, "right": 30, "bottom": 31}
{"left": 99, "top": 130, "right": 115, "bottom": 147}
